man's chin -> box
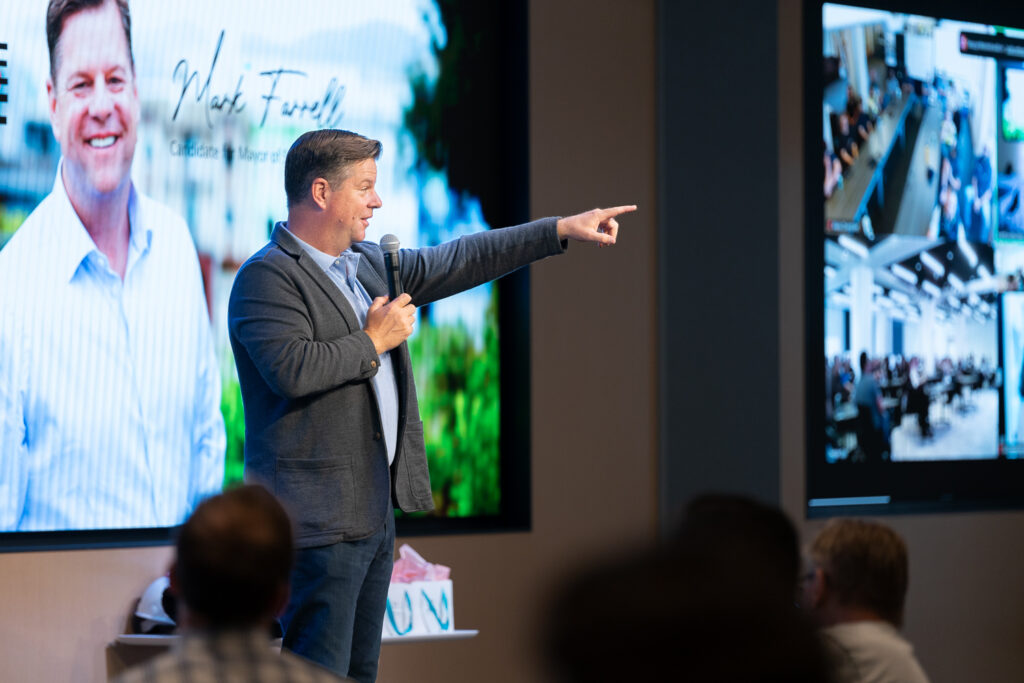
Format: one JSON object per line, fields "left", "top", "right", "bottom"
{"left": 92, "top": 177, "right": 131, "bottom": 195}
{"left": 65, "top": 163, "right": 133, "bottom": 199}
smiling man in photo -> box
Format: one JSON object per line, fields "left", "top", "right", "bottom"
{"left": 0, "top": 0, "right": 225, "bottom": 531}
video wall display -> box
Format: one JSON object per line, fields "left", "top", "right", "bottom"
{"left": 811, "top": 2, "right": 1024, "bottom": 512}
{"left": 0, "top": 0, "right": 527, "bottom": 545}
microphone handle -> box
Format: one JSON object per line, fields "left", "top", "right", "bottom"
{"left": 384, "top": 250, "right": 403, "bottom": 299}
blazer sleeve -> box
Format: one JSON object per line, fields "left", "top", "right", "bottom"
{"left": 399, "top": 217, "right": 566, "bottom": 305}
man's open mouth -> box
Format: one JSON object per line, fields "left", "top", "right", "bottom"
{"left": 88, "top": 136, "right": 118, "bottom": 149}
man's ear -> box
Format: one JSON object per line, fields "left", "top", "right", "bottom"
{"left": 46, "top": 78, "right": 63, "bottom": 144}
{"left": 310, "top": 178, "right": 330, "bottom": 210}
{"left": 810, "top": 566, "right": 827, "bottom": 608}
{"left": 271, "top": 581, "right": 290, "bottom": 618}
{"left": 168, "top": 563, "right": 181, "bottom": 596}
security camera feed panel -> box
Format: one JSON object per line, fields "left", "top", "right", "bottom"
{"left": 821, "top": 4, "right": 1024, "bottom": 475}
{"left": 0, "top": 1, "right": 518, "bottom": 539}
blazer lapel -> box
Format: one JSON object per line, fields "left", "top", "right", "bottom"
{"left": 271, "top": 223, "right": 362, "bottom": 333}
{"left": 356, "top": 256, "right": 388, "bottom": 299}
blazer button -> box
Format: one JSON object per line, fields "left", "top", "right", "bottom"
{"left": 375, "top": 432, "right": 382, "bottom": 440}
{"left": 371, "top": 360, "right": 377, "bottom": 368}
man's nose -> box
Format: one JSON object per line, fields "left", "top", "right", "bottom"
{"left": 87, "top": 79, "right": 115, "bottom": 119}
{"left": 371, "top": 190, "right": 383, "bottom": 209}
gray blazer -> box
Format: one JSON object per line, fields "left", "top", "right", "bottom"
{"left": 228, "top": 218, "right": 563, "bottom": 547}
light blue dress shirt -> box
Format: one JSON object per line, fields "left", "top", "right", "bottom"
{"left": 0, "top": 165, "right": 226, "bottom": 530}
{"left": 285, "top": 228, "right": 400, "bottom": 464}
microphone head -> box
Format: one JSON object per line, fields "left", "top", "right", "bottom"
{"left": 380, "top": 234, "right": 401, "bottom": 254}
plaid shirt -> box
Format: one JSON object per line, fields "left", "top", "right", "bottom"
{"left": 114, "top": 629, "right": 348, "bottom": 683}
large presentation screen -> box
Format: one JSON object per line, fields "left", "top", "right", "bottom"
{"left": 0, "top": 0, "right": 527, "bottom": 545}
{"left": 811, "top": 1, "right": 1024, "bottom": 513}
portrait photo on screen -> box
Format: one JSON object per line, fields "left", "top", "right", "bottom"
{"left": 0, "top": 0, "right": 527, "bottom": 543}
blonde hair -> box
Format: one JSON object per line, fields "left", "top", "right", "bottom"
{"left": 809, "top": 518, "right": 908, "bottom": 626}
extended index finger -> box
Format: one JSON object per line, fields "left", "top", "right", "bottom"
{"left": 599, "top": 205, "right": 638, "bottom": 219}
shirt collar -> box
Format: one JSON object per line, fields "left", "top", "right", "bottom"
{"left": 123, "top": 183, "right": 153, "bottom": 275}
{"left": 284, "top": 225, "right": 360, "bottom": 284}
{"left": 50, "top": 160, "right": 150, "bottom": 283}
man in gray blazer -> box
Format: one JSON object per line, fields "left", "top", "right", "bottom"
{"left": 228, "top": 129, "right": 634, "bottom": 682}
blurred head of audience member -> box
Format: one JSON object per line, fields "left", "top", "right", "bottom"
{"left": 801, "top": 519, "right": 930, "bottom": 683}
{"left": 115, "top": 485, "right": 348, "bottom": 682}
{"left": 802, "top": 518, "right": 907, "bottom": 628}
{"left": 542, "top": 494, "right": 833, "bottom": 683}
{"left": 673, "top": 494, "right": 803, "bottom": 605}
{"left": 838, "top": 113, "right": 852, "bottom": 137}
{"left": 172, "top": 484, "right": 294, "bottom": 631}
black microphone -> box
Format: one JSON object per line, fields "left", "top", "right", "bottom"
{"left": 380, "top": 234, "right": 403, "bottom": 300}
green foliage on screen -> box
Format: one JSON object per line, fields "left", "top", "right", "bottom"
{"left": 1004, "top": 119, "right": 1024, "bottom": 142}
{"left": 398, "top": 0, "right": 505, "bottom": 518}
{"left": 408, "top": 287, "right": 501, "bottom": 517}
{"left": 0, "top": 207, "right": 27, "bottom": 250}
{"left": 219, "top": 288, "right": 502, "bottom": 515}
{"left": 221, "top": 376, "right": 245, "bottom": 487}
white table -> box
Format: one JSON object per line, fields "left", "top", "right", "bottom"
{"left": 115, "top": 630, "right": 479, "bottom": 647}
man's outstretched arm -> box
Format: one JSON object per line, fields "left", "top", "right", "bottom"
{"left": 395, "top": 205, "right": 639, "bottom": 306}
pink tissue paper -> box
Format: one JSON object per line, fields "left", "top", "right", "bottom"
{"left": 391, "top": 543, "right": 451, "bottom": 582}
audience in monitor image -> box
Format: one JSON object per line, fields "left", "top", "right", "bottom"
{"left": 826, "top": 62, "right": 998, "bottom": 247}
{"left": 853, "top": 352, "right": 891, "bottom": 461}
{"left": 824, "top": 142, "right": 844, "bottom": 199}
{"left": 834, "top": 113, "right": 860, "bottom": 170}
{"left": 847, "top": 93, "right": 874, "bottom": 144}
{"left": 825, "top": 351, "right": 997, "bottom": 461}
{"left": 922, "top": 78, "right": 999, "bottom": 245}
{"left": 936, "top": 139, "right": 964, "bottom": 242}
{"left": 800, "top": 519, "right": 931, "bottom": 683}
{"left": 824, "top": 83, "right": 879, "bottom": 199}
{"left": 905, "top": 357, "right": 932, "bottom": 440}
{"left": 970, "top": 145, "right": 994, "bottom": 243}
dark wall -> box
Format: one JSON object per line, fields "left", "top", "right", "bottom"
{"left": 658, "top": 0, "right": 780, "bottom": 530}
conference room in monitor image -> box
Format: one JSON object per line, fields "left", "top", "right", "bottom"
{"left": 824, "top": 233, "right": 1000, "bottom": 464}
{"left": 808, "top": 1, "right": 1024, "bottom": 514}
{"left": 0, "top": 0, "right": 529, "bottom": 549}
{"left": 996, "top": 244, "right": 1024, "bottom": 458}
{"left": 822, "top": 4, "right": 999, "bottom": 245}
{"left": 998, "top": 65, "right": 1024, "bottom": 238}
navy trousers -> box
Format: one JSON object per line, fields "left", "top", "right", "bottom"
{"left": 281, "top": 514, "right": 395, "bottom": 683}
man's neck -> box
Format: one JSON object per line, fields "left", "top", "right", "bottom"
{"left": 181, "top": 609, "right": 275, "bottom": 636}
{"left": 287, "top": 206, "right": 350, "bottom": 257}
{"left": 819, "top": 603, "right": 889, "bottom": 628}
{"left": 63, "top": 168, "right": 132, "bottom": 280}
